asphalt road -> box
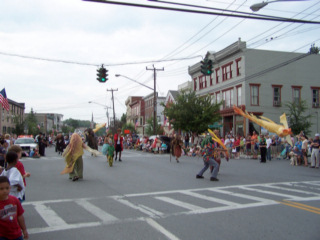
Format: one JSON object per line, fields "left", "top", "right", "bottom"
{"left": 20, "top": 146, "right": 320, "bottom": 240}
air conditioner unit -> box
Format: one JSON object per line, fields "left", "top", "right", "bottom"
{"left": 274, "top": 101, "right": 281, "bottom": 106}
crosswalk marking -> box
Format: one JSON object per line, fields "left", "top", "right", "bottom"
{"left": 182, "top": 190, "right": 238, "bottom": 206}
{"left": 154, "top": 196, "right": 205, "bottom": 211}
{"left": 75, "top": 199, "right": 118, "bottom": 223}
{"left": 238, "top": 186, "right": 307, "bottom": 200}
{"left": 208, "top": 189, "right": 276, "bottom": 203}
{"left": 262, "top": 184, "right": 320, "bottom": 196}
{"left": 33, "top": 203, "right": 67, "bottom": 227}
{"left": 26, "top": 180, "right": 320, "bottom": 236}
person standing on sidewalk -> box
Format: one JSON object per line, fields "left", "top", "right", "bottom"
{"left": 259, "top": 134, "right": 267, "bottom": 163}
{"left": 310, "top": 133, "right": 320, "bottom": 168}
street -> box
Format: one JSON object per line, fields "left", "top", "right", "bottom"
{"left": 20, "top": 146, "right": 320, "bottom": 240}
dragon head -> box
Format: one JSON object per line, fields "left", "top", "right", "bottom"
{"left": 282, "top": 128, "right": 293, "bottom": 136}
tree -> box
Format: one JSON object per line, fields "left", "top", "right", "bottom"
{"left": 121, "top": 113, "right": 127, "bottom": 124}
{"left": 12, "top": 115, "right": 25, "bottom": 135}
{"left": 24, "top": 108, "right": 39, "bottom": 136}
{"left": 162, "top": 90, "right": 222, "bottom": 134}
{"left": 145, "top": 117, "right": 162, "bottom": 136}
{"left": 309, "top": 44, "right": 319, "bottom": 54}
{"left": 285, "top": 100, "right": 312, "bottom": 136}
{"left": 122, "top": 122, "right": 135, "bottom": 134}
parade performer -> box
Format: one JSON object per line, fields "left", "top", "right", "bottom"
{"left": 85, "top": 128, "right": 98, "bottom": 151}
{"left": 196, "top": 135, "right": 227, "bottom": 181}
{"left": 114, "top": 128, "right": 123, "bottom": 162}
{"left": 171, "top": 134, "right": 183, "bottom": 163}
{"left": 233, "top": 105, "right": 293, "bottom": 146}
{"left": 60, "top": 133, "right": 100, "bottom": 181}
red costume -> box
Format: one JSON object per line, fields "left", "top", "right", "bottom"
{"left": 114, "top": 133, "right": 123, "bottom": 151}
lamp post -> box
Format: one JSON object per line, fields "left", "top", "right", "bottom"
{"left": 115, "top": 74, "right": 156, "bottom": 134}
{"left": 250, "top": 0, "right": 310, "bottom": 12}
{"left": 88, "top": 101, "right": 112, "bottom": 127}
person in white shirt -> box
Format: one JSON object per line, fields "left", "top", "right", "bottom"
{"left": 266, "top": 135, "right": 272, "bottom": 161}
{"left": 0, "top": 151, "right": 25, "bottom": 202}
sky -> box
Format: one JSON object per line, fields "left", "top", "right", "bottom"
{"left": 1, "top": 0, "right": 319, "bottom": 124}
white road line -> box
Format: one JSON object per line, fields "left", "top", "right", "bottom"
{"left": 182, "top": 190, "right": 238, "bottom": 206}
{"left": 75, "top": 199, "right": 118, "bottom": 223}
{"left": 154, "top": 196, "right": 205, "bottom": 211}
{"left": 238, "top": 186, "right": 305, "bottom": 200}
{"left": 111, "top": 196, "right": 162, "bottom": 218}
{"left": 33, "top": 203, "right": 67, "bottom": 227}
{"left": 209, "top": 189, "right": 276, "bottom": 203}
{"left": 263, "top": 184, "right": 320, "bottom": 196}
{"left": 146, "top": 218, "right": 180, "bottom": 240}
{"left": 303, "top": 182, "right": 320, "bottom": 186}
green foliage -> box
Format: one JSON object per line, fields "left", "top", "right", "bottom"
{"left": 121, "top": 113, "right": 127, "bottom": 124}
{"left": 309, "top": 44, "right": 319, "bottom": 54}
{"left": 122, "top": 122, "right": 135, "bottom": 134}
{"left": 145, "top": 117, "right": 162, "bottom": 136}
{"left": 162, "top": 91, "right": 222, "bottom": 134}
{"left": 61, "top": 124, "right": 74, "bottom": 134}
{"left": 24, "top": 108, "right": 39, "bottom": 136}
{"left": 285, "top": 100, "right": 312, "bottom": 136}
{"left": 12, "top": 115, "right": 25, "bottom": 135}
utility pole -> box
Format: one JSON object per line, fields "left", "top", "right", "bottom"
{"left": 146, "top": 65, "right": 164, "bottom": 135}
{"left": 107, "top": 88, "right": 118, "bottom": 132}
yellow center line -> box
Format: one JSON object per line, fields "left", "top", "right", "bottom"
{"left": 278, "top": 200, "right": 320, "bottom": 215}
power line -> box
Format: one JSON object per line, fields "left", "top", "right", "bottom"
{"left": 83, "top": 0, "right": 320, "bottom": 24}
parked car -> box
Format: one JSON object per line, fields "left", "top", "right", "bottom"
{"left": 15, "top": 136, "right": 38, "bottom": 155}
{"left": 149, "top": 135, "right": 172, "bottom": 153}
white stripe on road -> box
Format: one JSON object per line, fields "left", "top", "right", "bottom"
{"left": 34, "top": 204, "right": 67, "bottom": 227}
{"left": 208, "top": 189, "right": 276, "bottom": 203}
{"left": 146, "top": 218, "right": 180, "bottom": 240}
{"left": 75, "top": 199, "right": 118, "bottom": 223}
{"left": 154, "top": 196, "right": 205, "bottom": 211}
{"left": 238, "top": 186, "right": 306, "bottom": 200}
{"left": 263, "top": 184, "right": 320, "bottom": 196}
{"left": 182, "top": 191, "right": 238, "bottom": 206}
{"left": 110, "top": 196, "right": 163, "bottom": 218}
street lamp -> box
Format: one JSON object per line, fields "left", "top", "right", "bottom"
{"left": 250, "top": 0, "right": 310, "bottom": 12}
{"left": 115, "top": 74, "right": 154, "bottom": 91}
{"left": 88, "top": 101, "right": 112, "bottom": 127}
{"left": 115, "top": 74, "right": 156, "bottom": 134}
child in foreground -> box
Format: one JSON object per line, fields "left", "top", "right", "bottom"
{"left": 0, "top": 176, "right": 29, "bottom": 240}
{"left": 0, "top": 152, "right": 25, "bottom": 202}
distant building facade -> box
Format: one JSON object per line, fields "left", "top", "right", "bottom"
{"left": 188, "top": 38, "right": 320, "bottom": 136}
{"left": 0, "top": 99, "right": 25, "bottom": 135}
{"left": 25, "top": 113, "right": 63, "bottom": 135}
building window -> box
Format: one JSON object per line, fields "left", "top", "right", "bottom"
{"left": 272, "top": 85, "right": 282, "bottom": 107}
{"left": 222, "top": 88, "right": 234, "bottom": 109}
{"left": 222, "top": 62, "right": 233, "bottom": 81}
{"left": 216, "top": 92, "right": 221, "bottom": 104}
{"left": 236, "top": 85, "right": 242, "bottom": 106}
{"left": 250, "top": 84, "right": 260, "bottom": 106}
{"left": 215, "top": 67, "right": 220, "bottom": 84}
{"left": 292, "top": 86, "right": 302, "bottom": 105}
{"left": 311, "top": 87, "right": 320, "bottom": 108}
{"left": 235, "top": 57, "right": 242, "bottom": 77}
{"left": 209, "top": 75, "right": 213, "bottom": 86}
{"left": 199, "top": 76, "right": 204, "bottom": 90}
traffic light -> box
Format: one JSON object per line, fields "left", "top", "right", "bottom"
{"left": 96, "top": 65, "right": 108, "bottom": 83}
{"left": 200, "top": 58, "right": 213, "bottom": 76}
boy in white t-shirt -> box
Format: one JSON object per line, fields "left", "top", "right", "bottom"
{"left": 0, "top": 152, "right": 25, "bottom": 202}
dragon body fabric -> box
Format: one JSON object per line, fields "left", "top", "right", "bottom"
{"left": 233, "top": 105, "right": 293, "bottom": 146}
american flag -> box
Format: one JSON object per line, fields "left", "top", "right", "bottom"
{"left": 0, "top": 88, "right": 10, "bottom": 112}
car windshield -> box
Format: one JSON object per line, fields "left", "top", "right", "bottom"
{"left": 15, "top": 138, "right": 35, "bottom": 144}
